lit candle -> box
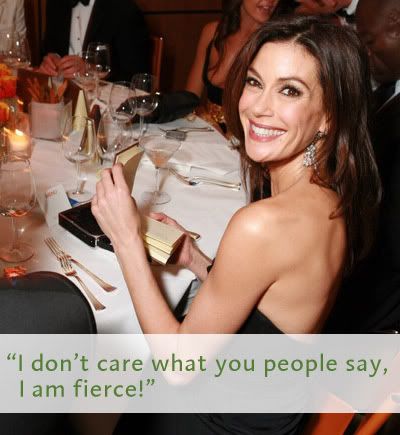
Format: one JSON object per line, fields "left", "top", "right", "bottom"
{"left": 7, "top": 128, "right": 31, "bottom": 158}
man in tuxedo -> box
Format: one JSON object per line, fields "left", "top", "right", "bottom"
{"left": 326, "top": 0, "right": 400, "bottom": 333}
{"left": 39, "top": 0, "right": 149, "bottom": 81}
{"left": 295, "top": 0, "right": 358, "bottom": 24}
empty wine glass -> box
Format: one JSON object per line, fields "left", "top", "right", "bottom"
{"left": 109, "top": 81, "right": 136, "bottom": 146}
{"left": 140, "top": 135, "right": 180, "bottom": 205}
{"left": 131, "top": 73, "right": 158, "bottom": 138}
{"left": 73, "top": 50, "right": 97, "bottom": 104}
{"left": 0, "top": 158, "right": 36, "bottom": 262}
{"left": 97, "top": 112, "right": 123, "bottom": 167}
{"left": 62, "top": 115, "right": 96, "bottom": 202}
{"left": 2, "top": 32, "right": 31, "bottom": 69}
{"left": 87, "top": 42, "right": 111, "bottom": 100}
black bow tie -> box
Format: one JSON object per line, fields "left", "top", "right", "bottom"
{"left": 336, "top": 9, "right": 355, "bottom": 24}
{"left": 70, "top": 0, "right": 90, "bottom": 7}
{"left": 373, "top": 82, "right": 396, "bottom": 111}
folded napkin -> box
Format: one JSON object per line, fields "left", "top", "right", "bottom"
{"left": 141, "top": 133, "right": 240, "bottom": 176}
{"left": 173, "top": 139, "right": 239, "bottom": 175}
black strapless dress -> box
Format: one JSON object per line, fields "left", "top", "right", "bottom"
{"left": 114, "top": 308, "right": 304, "bottom": 435}
{"left": 191, "top": 309, "right": 304, "bottom": 435}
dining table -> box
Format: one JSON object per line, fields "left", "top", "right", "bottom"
{"left": 0, "top": 113, "right": 247, "bottom": 334}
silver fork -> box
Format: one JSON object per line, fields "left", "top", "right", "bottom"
{"left": 169, "top": 168, "right": 241, "bottom": 190}
{"left": 45, "top": 237, "right": 116, "bottom": 292}
{"left": 59, "top": 256, "right": 106, "bottom": 312}
{"left": 45, "top": 239, "right": 105, "bottom": 311}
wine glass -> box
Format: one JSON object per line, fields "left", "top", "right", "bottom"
{"left": 2, "top": 32, "right": 31, "bottom": 69}
{"left": 109, "top": 81, "right": 136, "bottom": 146}
{"left": 73, "top": 50, "right": 97, "bottom": 104}
{"left": 62, "top": 115, "right": 96, "bottom": 202}
{"left": 140, "top": 135, "right": 180, "bottom": 205}
{"left": 97, "top": 111, "right": 123, "bottom": 167}
{"left": 0, "top": 158, "right": 36, "bottom": 262}
{"left": 131, "top": 73, "right": 158, "bottom": 138}
{"left": 87, "top": 42, "right": 111, "bottom": 100}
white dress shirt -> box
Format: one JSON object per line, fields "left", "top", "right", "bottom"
{"left": 69, "top": 0, "right": 95, "bottom": 55}
{"left": 345, "top": 0, "right": 359, "bottom": 15}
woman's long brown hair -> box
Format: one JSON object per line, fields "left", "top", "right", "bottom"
{"left": 223, "top": 15, "right": 381, "bottom": 270}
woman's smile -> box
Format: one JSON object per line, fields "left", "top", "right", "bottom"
{"left": 249, "top": 120, "right": 286, "bottom": 142}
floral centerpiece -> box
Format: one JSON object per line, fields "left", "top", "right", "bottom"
{"left": 0, "top": 64, "right": 17, "bottom": 125}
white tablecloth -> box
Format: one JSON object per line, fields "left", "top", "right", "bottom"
{"left": 0, "top": 118, "right": 247, "bottom": 333}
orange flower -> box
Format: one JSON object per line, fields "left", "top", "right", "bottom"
{"left": 0, "top": 63, "right": 16, "bottom": 98}
{"left": 0, "top": 64, "right": 12, "bottom": 77}
{"left": 0, "top": 101, "right": 10, "bottom": 123}
{"left": 0, "top": 76, "right": 16, "bottom": 98}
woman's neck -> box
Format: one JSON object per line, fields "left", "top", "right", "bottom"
{"left": 239, "top": 7, "right": 262, "bottom": 39}
{"left": 269, "top": 156, "right": 312, "bottom": 196}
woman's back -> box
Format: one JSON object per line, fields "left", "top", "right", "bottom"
{"left": 253, "top": 181, "right": 346, "bottom": 333}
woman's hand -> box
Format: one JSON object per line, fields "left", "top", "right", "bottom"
{"left": 150, "top": 212, "right": 212, "bottom": 279}
{"left": 91, "top": 164, "right": 142, "bottom": 250}
{"left": 149, "top": 212, "right": 195, "bottom": 268}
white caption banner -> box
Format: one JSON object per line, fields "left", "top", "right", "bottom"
{"left": 0, "top": 334, "right": 400, "bottom": 413}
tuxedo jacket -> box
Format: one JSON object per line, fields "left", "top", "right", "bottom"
{"left": 42, "top": 0, "right": 150, "bottom": 81}
{"left": 326, "top": 93, "right": 400, "bottom": 333}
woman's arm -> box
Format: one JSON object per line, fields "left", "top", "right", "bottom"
{"left": 92, "top": 166, "right": 278, "bottom": 335}
{"left": 185, "top": 21, "right": 219, "bottom": 98}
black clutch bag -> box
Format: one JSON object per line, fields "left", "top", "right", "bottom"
{"left": 150, "top": 91, "right": 200, "bottom": 124}
{"left": 59, "top": 202, "right": 114, "bottom": 252}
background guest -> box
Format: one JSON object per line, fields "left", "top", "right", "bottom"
{"left": 326, "top": 0, "right": 400, "bottom": 333}
{"left": 0, "top": 0, "right": 26, "bottom": 35}
{"left": 295, "top": 0, "right": 358, "bottom": 24}
{"left": 185, "top": 0, "right": 295, "bottom": 132}
{"left": 39, "top": 0, "right": 149, "bottom": 81}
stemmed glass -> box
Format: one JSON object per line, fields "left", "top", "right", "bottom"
{"left": 140, "top": 135, "right": 181, "bottom": 205}
{"left": 74, "top": 50, "right": 97, "bottom": 104}
{"left": 0, "top": 158, "right": 36, "bottom": 262}
{"left": 2, "top": 32, "right": 31, "bottom": 69}
{"left": 62, "top": 115, "right": 96, "bottom": 203}
{"left": 97, "top": 112, "right": 123, "bottom": 167}
{"left": 87, "top": 42, "right": 111, "bottom": 100}
{"left": 131, "top": 73, "right": 158, "bottom": 138}
{"left": 108, "top": 81, "right": 136, "bottom": 147}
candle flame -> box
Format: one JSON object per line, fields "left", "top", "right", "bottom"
{"left": 15, "top": 129, "right": 24, "bottom": 137}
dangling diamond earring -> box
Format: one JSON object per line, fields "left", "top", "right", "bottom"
{"left": 303, "top": 131, "right": 325, "bottom": 168}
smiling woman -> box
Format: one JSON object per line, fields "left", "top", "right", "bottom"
{"left": 225, "top": 15, "right": 381, "bottom": 268}
{"left": 238, "top": 41, "right": 327, "bottom": 165}
{"left": 93, "top": 15, "right": 381, "bottom": 435}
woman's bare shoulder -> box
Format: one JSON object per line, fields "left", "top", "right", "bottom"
{"left": 202, "top": 21, "right": 219, "bottom": 38}
{"left": 225, "top": 199, "right": 287, "bottom": 244}
{"left": 196, "top": 21, "right": 219, "bottom": 52}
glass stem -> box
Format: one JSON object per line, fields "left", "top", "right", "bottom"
{"left": 155, "top": 167, "right": 160, "bottom": 194}
{"left": 118, "top": 121, "right": 125, "bottom": 146}
{"left": 95, "top": 76, "right": 100, "bottom": 99}
{"left": 139, "top": 115, "right": 144, "bottom": 138}
{"left": 10, "top": 217, "right": 19, "bottom": 251}
{"left": 75, "top": 160, "right": 82, "bottom": 194}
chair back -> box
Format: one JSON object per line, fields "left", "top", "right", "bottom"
{"left": 0, "top": 271, "right": 96, "bottom": 333}
{"left": 150, "top": 35, "right": 163, "bottom": 90}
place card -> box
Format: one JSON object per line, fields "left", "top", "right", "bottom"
{"left": 38, "top": 184, "right": 71, "bottom": 228}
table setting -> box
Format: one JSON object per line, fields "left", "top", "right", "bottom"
{"left": 0, "top": 77, "right": 246, "bottom": 334}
